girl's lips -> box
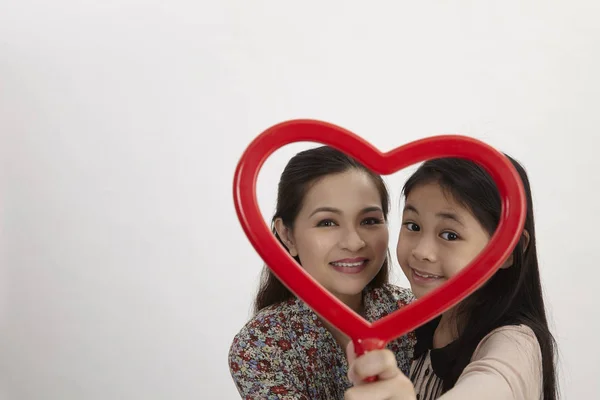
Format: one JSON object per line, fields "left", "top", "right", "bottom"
{"left": 410, "top": 267, "right": 444, "bottom": 284}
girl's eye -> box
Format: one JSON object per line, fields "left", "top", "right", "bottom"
{"left": 403, "top": 222, "right": 420, "bottom": 232}
{"left": 362, "top": 217, "right": 384, "bottom": 225}
{"left": 440, "top": 231, "right": 459, "bottom": 241}
{"left": 317, "top": 219, "right": 337, "bottom": 227}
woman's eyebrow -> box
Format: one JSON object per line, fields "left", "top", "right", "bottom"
{"left": 309, "top": 206, "right": 383, "bottom": 217}
{"left": 309, "top": 207, "right": 340, "bottom": 217}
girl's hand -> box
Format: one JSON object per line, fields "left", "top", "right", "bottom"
{"left": 344, "top": 341, "right": 416, "bottom": 400}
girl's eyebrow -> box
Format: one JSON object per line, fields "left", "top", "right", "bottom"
{"left": 403, "top": 204, "right": 465, "bottom": 227}
{"left": 403, "top": 204, "right": 419, "bottom": 214}
{"left": 437, "top": 212, "right": 465, "bottom": 227}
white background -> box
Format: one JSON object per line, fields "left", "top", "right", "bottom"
{"left": 1, "top": 1, "right": 598, "bottom": 399}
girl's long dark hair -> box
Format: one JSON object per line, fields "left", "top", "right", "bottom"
{"left": 253, "top": 146, "right": 391, "bottom": 314}
{"left": 403, "top": 155, "right": 558, "bottom": 399}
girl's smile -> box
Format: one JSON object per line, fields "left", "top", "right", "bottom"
{"left": 396, "top": 182, "right": 491, "bottom": 300}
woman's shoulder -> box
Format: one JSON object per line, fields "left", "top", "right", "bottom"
{"left": 228, "top": 299, "right": 316, "bottom": 398}
{"left": 364, "top": 283, "right": 416, "bottom": 375}
{"left": 230, "top": 299, "right": 316, "bottom": 355}
{"left": 368, "top": 283, "right": 415, "bottom": 308}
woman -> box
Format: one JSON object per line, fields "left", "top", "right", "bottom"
{"left": 228, "top": 146, "right": 415, "bottom": 399}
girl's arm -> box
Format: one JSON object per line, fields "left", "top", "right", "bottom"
{"left": 344, "top": 325, "right": 542, "bottom": 400}
{"left": 438, "top": 325, "right": 543, "bottom": 400}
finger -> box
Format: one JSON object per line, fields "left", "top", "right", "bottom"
{"left": 344, "top": 377, "right": 416, "bottom": 400}
{"left": 344, "top": 379, "right": 392, "bottom": 400}
{"left": 348, "top": 349, "right": 400, "bottom": 383}
{"left": 346, "top": 341, "right": 362, "bottom": 384}
{"left": 346, "top": 340, "right": 357, "bottom": 365}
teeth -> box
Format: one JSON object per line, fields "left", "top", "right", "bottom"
{"left": 331, "top": 261, "right": 365, "bottom": 267}
{"left": 414, "top": 269, "right": 442, "bottom": 279}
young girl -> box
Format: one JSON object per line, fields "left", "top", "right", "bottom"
{"left": 344, "top": 155, "right": 558, "bottom": 400}
{"left": 228, "top": 146, "right": 415, "bottom": 399}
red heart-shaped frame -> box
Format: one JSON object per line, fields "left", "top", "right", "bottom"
{"left": 233, "top": 119, "right": 526, "bottom": 371}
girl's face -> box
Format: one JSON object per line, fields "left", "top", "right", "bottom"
{"left": 396, "top": 182, "right": 492, "bottom": 300}
{"left": 275, "top": 170, "right": 389, "bottom": 305}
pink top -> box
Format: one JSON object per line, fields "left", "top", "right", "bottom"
{"left": 410, "top": 322, "right": 543, "bottom": 399}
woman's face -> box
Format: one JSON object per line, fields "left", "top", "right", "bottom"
{"left": 275, "top": 169, "right": 389, "bottom": 305}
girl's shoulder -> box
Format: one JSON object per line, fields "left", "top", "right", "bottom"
{"left": 470, "top": 323, "right": 543, "bottom": 386}
{"left": 473, "top": 324, "right": 540, "bottom": 359}
{"left": 445, "top": 324, "right": 543, "bottom": 399}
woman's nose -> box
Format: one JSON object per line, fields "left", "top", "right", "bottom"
{"left": 340, "top": 229, "right": 366, "bottom": 252}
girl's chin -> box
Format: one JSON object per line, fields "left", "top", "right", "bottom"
{"left": 410, "top": 285, "right": 439, "bottom": 300}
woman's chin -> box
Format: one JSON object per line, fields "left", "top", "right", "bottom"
{"left": 329, "top": 286, "right": 365, "bottom": 304}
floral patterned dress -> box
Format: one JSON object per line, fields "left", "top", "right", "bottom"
{"left": 228, "top": 284, "right": 416, "bottom": 399}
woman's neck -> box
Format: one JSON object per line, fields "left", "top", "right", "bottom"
{"left": 320, "top": 292, "right": 364, "bottom": 348}
{"left": 338, "top": 293, "right": 363, "bottom": 314}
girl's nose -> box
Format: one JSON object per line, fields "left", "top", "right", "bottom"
{"left": 411, "top": 236, "right": 437, "bottom": 263}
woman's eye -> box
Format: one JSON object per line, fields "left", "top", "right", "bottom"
{"left": 440, "top": 231, "right": 459, "bottom": 241}
{"left": 362, "top": 217, "right": 384, "bottom": 225}
{"left": 403, "top": 222, "right": 420, "bottom": 231}
{"left": 317, "top": 219, "right": 336, "bottom": 227}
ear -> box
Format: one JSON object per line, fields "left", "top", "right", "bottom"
{"left": 522, "top": 229, "right": 531, "bottom": 252}
{"left": 274, "top": 218, "right": 298, "bottom": 257}
{"left": 500, "top": 254, "right": 514, "bottom": 269}
{"left": 499, "top": 229, "right": 530, "bottom": 269}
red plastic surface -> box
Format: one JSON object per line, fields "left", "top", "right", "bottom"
{"left": 233, "top": 119, "right": 526, "bottom": 382}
